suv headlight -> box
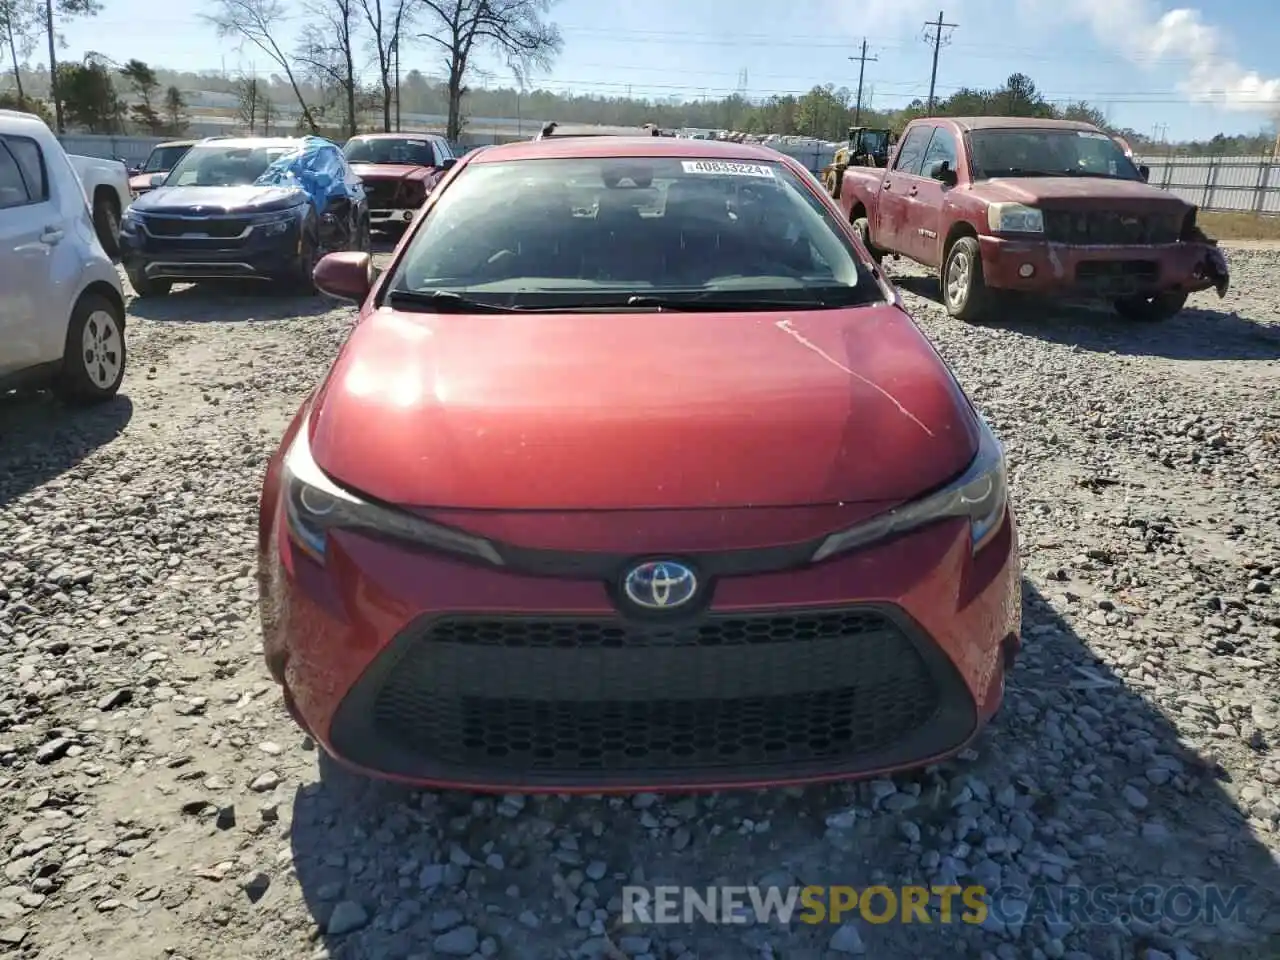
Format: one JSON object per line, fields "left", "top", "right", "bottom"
{"left": 256, "top": 211, "right": 298, "bottom": 237}
{"left": 987, "top": 203, "right": 1044, "bottom": 234}
{"left": 811, "top": 417, "right": 1008, "bottom": 563}
{"left": 121, "top": 210, "right": 142, "bottom": 232}
{"left": 281, "top": 415, "right": 504, "bottom": 566}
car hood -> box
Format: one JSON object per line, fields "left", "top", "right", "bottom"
{"left": 350, "top": 162, "right": 434, "bottom": 181}
{"left": 969, "top": 176, "right": 1188, "bottom": 211}
{"left": 129, "top": 185, "right": 307, "bottom": 215}
{"left": 307, "top": 303, "right": 981, "bottom": 511}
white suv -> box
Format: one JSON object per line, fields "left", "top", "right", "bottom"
{"left": 0, "top": 110, "right": 127, "bottom": 403}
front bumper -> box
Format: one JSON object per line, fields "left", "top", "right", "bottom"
{"left": 370, "top": 208, "right": 417, "bottom": 229}
{"left": 978, "top": 236, "right": 1230, "bottom": 299}
{"left": 119, "top": 214, "right": 304, "bottom": 282}
{"left": 260, "top": 502, "right": 1022, "bottom": 792}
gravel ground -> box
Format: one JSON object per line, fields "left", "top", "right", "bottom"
{"left": 2, "top": 244, "right": 1279, "bottom": 960}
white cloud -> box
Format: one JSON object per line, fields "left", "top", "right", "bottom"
{"left": 1063, "top": 0, "right": 1280, "bottom": 112}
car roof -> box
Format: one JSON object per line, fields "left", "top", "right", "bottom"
{"left": 192, "top": 137, "right": 315, "bottom": 149}
{"left": 0, "top": 109, "right": 53, "bottom": 136}
{"left": 471, "top": 136, "right": 789, "bottom": 164}
{"left": 347, "top": 132, "right": 447, "bottom": 141}
{"left": 941, "top": 116, "right": 1103, "bottom": 133}
{"left": 156, "top": 139, "right": 198, "bottom": 148}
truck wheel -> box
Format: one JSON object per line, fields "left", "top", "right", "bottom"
{"left": 126, "top": 269, "right": 171, "bottom": 298}
{"left": 941, "top": 236, "right": 990, "bottom": 322}
{"left": 93, "top": 191, "right": 121, "bottom": 260}
{"left": 54, "top": 292, "right": 126, "bottom": 405}
{"left": 852, "top": 217, "right": 883, "bottom": 264}
{"left": 1113, "top": 292, "right": 1187, "bottom": 323}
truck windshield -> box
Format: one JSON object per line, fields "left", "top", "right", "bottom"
{"left": 344, "top": 137, "right": 437, "bottom": 165}
{"left": 969, "top": 128, "right": 1143, "bottom": 182}
{"left": 143, "top": 144, "right": 191, "bottom": 173}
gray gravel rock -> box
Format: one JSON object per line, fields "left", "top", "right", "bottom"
{"left": 0, "top": 247, "right": 1278, "bottom": 960}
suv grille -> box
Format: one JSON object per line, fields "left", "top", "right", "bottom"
{"left": 329, "top": 608, "right": 976, "bottom": 785}
{"left": 1043, "top": 210, "right": 1180, "bottom": 245}
{"left": 141, "top": 215, "right": 251, "bottom": 239}
{"left": 363, "top": 181, "right": 400, "bottom": 207}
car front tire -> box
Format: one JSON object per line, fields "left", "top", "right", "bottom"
{"left": 126, "top": 269, "right": 171, "bottom": 298}
{"left": 852, "top": 217, "right": 883, "bottom": 264}
{"left": 941, "top": 236, "right": 991, "bottom": 322}
{"left": 55, "top": 292, "right": 126, "bottom": 404}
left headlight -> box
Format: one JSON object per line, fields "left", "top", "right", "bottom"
{"left": 811, "top": 416, "right": 1008, "bottom": 563}
{"left": 256, "top": 211, "right": 298, "bottom": 237}
{"left": 281, "top": 414, "right": 504, "bottom": 567}
{"left": 121, "top": 210, "right": 142, "bottom": 232}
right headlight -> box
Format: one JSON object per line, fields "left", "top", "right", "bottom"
{"left": 811, "top": 417, "right": 1008, "bottom": 563}
{"left": 987, "top": 203, "right": 1044, "bottom": 234}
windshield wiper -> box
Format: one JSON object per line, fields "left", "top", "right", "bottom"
{"left": 388, "top": 289, "right": 529, "bottom": 313}
{"left": 624, "top": 295, "right": 828, "bottom": 311}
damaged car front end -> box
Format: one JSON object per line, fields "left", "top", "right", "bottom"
{"left": 120, "top": 136, "right": 369, "bottom": 297}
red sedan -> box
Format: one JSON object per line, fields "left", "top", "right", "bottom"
{"left": 258, "top": 134, "right": 1022, "bottom": 793}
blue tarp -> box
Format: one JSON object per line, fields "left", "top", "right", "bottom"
{"left": 253, "top": 136, "right": 353, "bottom": 216}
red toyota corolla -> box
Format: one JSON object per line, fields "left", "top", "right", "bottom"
{"left": 258, "top": 134, "right": 1022, "bottom": 793}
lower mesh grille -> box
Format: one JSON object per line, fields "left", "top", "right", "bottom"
{"left": 329, "top": 608, "right": 977, "bottom": 785}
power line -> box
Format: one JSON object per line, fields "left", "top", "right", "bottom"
{"left": 924, "top": 10, "right": 959, "bottom": 114}
{"left": 848, "top": 39, "right": 878, "bottom": 127}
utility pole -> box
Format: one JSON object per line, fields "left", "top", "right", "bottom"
{"left": 848, "top": 39, "right": 877, "bottom": 127}
{"left": 924, "top": 10, "right": 958, "bottom": 115}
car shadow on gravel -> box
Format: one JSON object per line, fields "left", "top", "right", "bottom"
{"left": 126, "top": 283, "right": 341, "bottom": 323}
{"left": 892, "top": 275, "right": 1280, "bottom": 361}
{"left": 0, "top": 393, "right": 133, "bottom": 508}
{"left": 285, "top": 579, "right": 1280, "bottom": 960}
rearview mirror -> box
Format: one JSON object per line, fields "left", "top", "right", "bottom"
{"left": 149, "top": 173, "right": 166, "bottom": 188}
{"left": 314, "top": 251, "right": 374, "bottom": 303}
{"left": 440, "top": 157, "right": 457, "bottom": 170}
{"left": 928, "top": 160, "right": 957, "bottom": 186}
{"left": 1138, "top": 164, "right": 1151, "bottom": 183}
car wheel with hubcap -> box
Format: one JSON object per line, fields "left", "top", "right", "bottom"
{"left": 941, "top": 236, "right": 990, "bottom": 322}
{"left": 1113, "top": 291, "right": 1188, "bottom": 323}
{"left": 55, "top": 293, "right": 126, "bottom": 404}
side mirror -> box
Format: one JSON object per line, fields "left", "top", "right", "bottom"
{"left": 314, "top": 251, "right": 374, "bottom": 303}
{"left": 149, "top": 173, "right": 166, "bottom": 188}
{"left": 929, "top": 160, "right": 957, "bottom": 186}
{"left": 1138, "top": 164, "right": 1151, "bottom": 183}
{"left": 440, "top": 157, "right": 457, "bottom": 171}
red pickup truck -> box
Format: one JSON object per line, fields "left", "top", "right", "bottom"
{"left": 342, "top": 133, "right": 458, "bottom": 234}
{"left": 837, "top": 116, "right": 1230, "bottom": 323}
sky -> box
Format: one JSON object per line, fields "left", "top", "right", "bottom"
{"left": 53, "top": 0, "right": 1280, "bottom": 142}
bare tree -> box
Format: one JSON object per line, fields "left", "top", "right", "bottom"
{"left": 417, "top": 0, "right": 561, "bottom": 141}
{"left": 294, "top": 0, "right": 360, "bottom": 137}
{"left": 203, "top": 0, "right": 318, "bottom": 134}
{"left": 357, "top": 0, "right": 411, "bottom": 132}
{"left": 0, "top": 0, "right": 38, "bottom": 105}
{"left": 235, "top": 73, "right": 262, "bottom": 132}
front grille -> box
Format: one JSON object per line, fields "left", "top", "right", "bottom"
{"left": 329, "top": 608, "right": 977, "bottom": 786}
{"left": 1043, "top": 209, "right": 1180, "bottom": 245}
{"left": 142, "top": 215, "right": 250, "bottom": 239}
{"left": 363, "top": 181, "right": 400, "bottom": 207}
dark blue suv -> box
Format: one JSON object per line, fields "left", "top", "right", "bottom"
{"left": 120, "top": 136, "right": 369, "bottom": 297}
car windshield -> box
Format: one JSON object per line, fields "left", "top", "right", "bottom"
{"left": 344, "top": 137, "right": 437, "bottom": 165}
{"left": 969, "top": 128, "right": 1143, "bottom": 181}
{"left": 163, "top": 144, "right": 298, "bottom": 187}
{"left": 143, "top": 145, "right": 191, "bottom": 173}
{"left": 386, "top": 156, "right": 880, "bottom": 310}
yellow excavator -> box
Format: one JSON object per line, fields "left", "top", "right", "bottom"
{"left": 823, "top": 126, "right": 893, "bottom": 200}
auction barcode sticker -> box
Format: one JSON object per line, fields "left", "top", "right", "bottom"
{"left": 680, "top": 160, "right": 776, "bottom": 178}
